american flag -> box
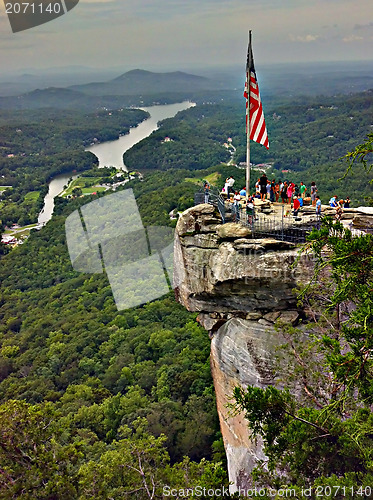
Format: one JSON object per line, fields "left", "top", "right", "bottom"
{"left": 244, "top": 37, "right": 269, "bottom": 149}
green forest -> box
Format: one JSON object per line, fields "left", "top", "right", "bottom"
{"left": 0, "top": 169, "right": 231, "bottom": 498}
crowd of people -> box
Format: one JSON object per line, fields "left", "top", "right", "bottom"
{"left": 220, "top": 173, "right": 352, "bottom": 221}
{"left": 222, "top": 174, "right": 313, "bottom": 204}
{"left": 252, "top": 173, "right": 314, "bottom": 205}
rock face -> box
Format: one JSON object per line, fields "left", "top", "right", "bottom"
{"left": 352, "top": 214, "right": 373, "bottom": 230}
{"left": 174, "top": 204, "right": 313, "bottom": 493}
{"left": 210, "top": 318, "right": 295, "bottom": 492}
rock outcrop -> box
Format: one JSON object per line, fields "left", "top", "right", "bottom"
{"left": 174, "top": 204, "right": 310, "bottom": 317}
{"left": 174, "top": 204, "right": 313, "bottom": 493}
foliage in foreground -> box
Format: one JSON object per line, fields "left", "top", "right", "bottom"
{"left": 0, "top": 403, "right": 228, "bottom": 499}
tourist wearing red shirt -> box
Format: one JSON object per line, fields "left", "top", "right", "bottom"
{"left": 293, "top": 196, "right": 300, "bottom": 216}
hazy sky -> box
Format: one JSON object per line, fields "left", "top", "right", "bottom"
{"left": 0, "top": 0, "right": 372, "bottom": 73}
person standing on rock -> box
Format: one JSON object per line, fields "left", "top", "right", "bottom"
{"left": 224, "top": 177, "right": 230, "bottom": 195}
{"left": 287, "top": 182, "right": 294, "bottom": 203}
{"left": 204, "top": 183, "right": 210, "bottom": 204}
{"left": 233, "top": 191, "right": 241, "bottom": 222}
{"left": 228, "top": 176, "right": 235, "bottom": 195}
{"left": 259, "top": 173, "right": 267, "bottom": 201}
{"left": 246, "top": 194, "right": 255, "bottom": 225}
{"left": 315, "top": 195, "right": 322, "bottom": 217}
{"left": 270, "top": 179, "right": 276, "bottom": 202}
{"left": 300, "top": 181, "right": 307, "bottom": 199}
{"left": 281, "top": 181, "right": 288, "bottom": 204}
{"left": 311, "top": 182, "right": 318, "bottom": 207}
{"left": 275, "top": 181, "right": 280, "bottom": 202}
{"left": 255, "top": 178, "right": 261, "bottom": 197}
{"left": 266, "top": 180, "right": 271, "bottom": 200}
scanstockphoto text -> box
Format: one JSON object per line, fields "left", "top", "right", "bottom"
{"left": 162, "top": 485, "right": 373, "bottom": 497}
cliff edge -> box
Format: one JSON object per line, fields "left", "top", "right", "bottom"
{"left": 174, "top": 203, "right": 314, "bottom": 493}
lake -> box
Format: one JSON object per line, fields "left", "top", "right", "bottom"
{"left": 85, "top": 101, "right": 195, "bottom": 170}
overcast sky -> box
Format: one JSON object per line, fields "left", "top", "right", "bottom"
{"left": 0, "top": 0, "right": 372, "bottom": 74}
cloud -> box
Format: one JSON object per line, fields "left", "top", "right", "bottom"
{"left": 321, "top": 24, "right": 338, "bottom": 29}
{"left": 354, "top": 22, "right": 373, "bottom": 30}
{"left": 289, "top": 34, "right": 320, "bottom": 42}
{"left": 1, "top": 0, "right": 373, "bottom": 72}
{"left": 342, "top": 34, "right": 364, "bottom": 42}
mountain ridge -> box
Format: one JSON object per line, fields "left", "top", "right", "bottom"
{"left": 69, "top": 69, "right": 216, "bottom": 96}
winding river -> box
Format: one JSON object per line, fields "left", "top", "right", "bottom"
{"left": 38, "top": 101, "right": 195, "bottom": 225}
{"left": 86, "top": 101, "right": 195, "bottom": 170}
{"left": 37, "top": 172, "right": 78, "bottom": 226}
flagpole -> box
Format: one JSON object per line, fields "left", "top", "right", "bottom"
{"left": 246, "top": 30, "right": 252, "bottom": 200}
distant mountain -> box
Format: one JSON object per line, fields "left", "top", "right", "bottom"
{"left": 19, "top": 73, "right": 38, "bottom": 79}
{"left": 0, "top": 87, "right": 91, "bottom": 109}
{"left": 0, "top": 69, "right": 121, "bottom": 97}
{"left": 69, "top": 69, "right": 219, "bottom": 96}
{"left": 0, "top": 69, "right": 223, "bottom": 108}
{"left": 0, "top": 85, "right": 201, "bottom": 110}
{"left": 0, "top": 87, "right": 136, "bottom": 110}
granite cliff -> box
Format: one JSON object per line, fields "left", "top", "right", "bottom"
{"left": 174, "top": 203, "right": 314, "bottom": 493}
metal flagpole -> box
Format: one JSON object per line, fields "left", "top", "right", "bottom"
{"left": 246, "top": 30, "right": 252, "bottom": 200}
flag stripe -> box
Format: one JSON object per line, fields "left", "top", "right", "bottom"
{"left": 244, "top": 45, "right": 269, "bottom": 150}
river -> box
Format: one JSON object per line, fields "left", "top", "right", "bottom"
{"left": 38, "top": 101, "right": 195, "bottom": 225}
{"left": 85, "top": 101, "right": 195, "bottom": 170}
{"left": 38, "top": 172, "right": 78, "bottom": 226}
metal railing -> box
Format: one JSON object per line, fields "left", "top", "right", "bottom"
{"left": 215, "top": 193, "right": 226, "bottom": 223}
{"left": 240, "top": 205, "right": 321, "bottom": 244}
{"left": 194, "top": 191, "right": 312, "bottom": 243}
{"left": 242, "top": 212, "right": 310, "bottom": 243}
{"left": 194, "top": 192, "right": 372, "bottom": 244}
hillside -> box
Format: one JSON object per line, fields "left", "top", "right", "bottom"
{"left": 123, "top": 89, "right": 373, "bottom": 204}
{"left": 0, "top": 87, "right": 148, "bottom": 110}
{"left": 0, "top": 107, "right": 148, "bottom": 225}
